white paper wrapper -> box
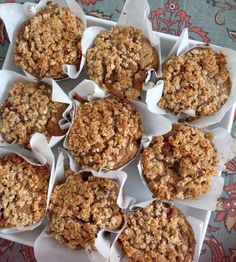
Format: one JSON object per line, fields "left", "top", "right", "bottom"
{"left": 63, "top": 79, "right": 171, "bottom": 171}
{"left": 0, "top": 0, "right": 87, "bottom": 80}
{"left": 110, "top": 199, "right": 203, "bottom": 262}
{"left": 138, "top": 127, "right": 236, "bottom": 211}
{"left": 146, "top": 28, "right": 236, "bottom": 128}
{"left": 82, "top": 0, "right": 161, "bottom": 91}
{"left": 0, "top": 70, "right": 72, "bottom": 147}
{"left": 34, "top": 149, "right": 134, "bottom": 262}
{"left": 0, "top": 132, "right": 55, "bottom": 234}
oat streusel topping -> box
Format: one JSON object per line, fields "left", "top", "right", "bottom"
{"left": 158, "top": 47, "right": 231, "bottom": 122}
{"left": 68, "top": 97, "right": 142, "bottom": 170}
{"left": 0, "top": 81, "right": 67, "bottom": 148}
{"left": 49, "top": 171, "right": 123, "bottom": 249}
{"left": 86, "top": 26, "right": 159, "bottom": 99}
{"left": 14, "top": 3, "right": 84, "bottom": 79}
{"left": 0, "top": 154, "right": 50, "bottom": 228}
{"left": 119, "top": 201, "right": 195, "bottom": 262}
{"left": 141, "top": 124, "right": 219, "bottom": 200}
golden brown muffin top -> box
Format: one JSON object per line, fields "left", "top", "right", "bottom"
{"left": 0, "top": 81, "right": 67, "bottom": 148}
{"left": 141, "top": 124, "right": 219, "bottom": 200}
{"left": 158, "top": 47, "right": 231, "bottom": 122}
{"left": 68, "top": 96, "right": 142, "bottom": 170}
{"left": 14, "top": 3, "right": 84, "bottom": 79}
{"left": 119, "top": 201, "right": 196, "bottom": 262}
{"left": 86, "top": 26, "right": 159, "bottom": 99}
{"left": 49, "top": 170, "right": 124, "bottom": 249}
{"left": 0, "top": 154, "right": 50, "bottom": 228}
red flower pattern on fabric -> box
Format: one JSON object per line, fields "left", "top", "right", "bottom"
{"left": 215, "top": 184, "right": 236, "bottom": 232}
{"left": 80, "top": 0, "right": 97, "bottom": 5}
{"left": 20, "top": 246, "right": 36, "bottom": 262}
{"left": 165, "top": 0, "right": 179, "bottom": 13}
{"left": 0, "top": 19, "right": 9, "bottom": 46}
{"left": 150, "top": 0, "right": 210, "bottom": 42}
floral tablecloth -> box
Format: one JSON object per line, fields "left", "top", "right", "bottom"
{"left": 0, "top": 0, "right": 236, "bottom": 261}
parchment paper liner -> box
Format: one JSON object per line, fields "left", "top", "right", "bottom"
{"left": 0, "top": 70, "right": 72, "bottom": 148}
{"left": 34, "top": 149, "right": 134, "bottom": 262}
{"left": 110, "top": 198, "right": 203, "bottom": 262}
{"left": 0, "top": 0, "right": 87, "bottom": 80}
{"left": 83, "top": 0, "right": 162, "bottom": 96}
{"left": 146, "top": 28, "right": 236, "bottom": 128}
{"left": 0, "top": 133, "right": 55, "bottom": 234}
{"left": 138, "top": 127, "right": 236, "bottom": 211}
{"left": 63, "top": 79, "right": 172, "bottom": 171}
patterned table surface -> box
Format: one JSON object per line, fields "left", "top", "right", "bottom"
{"left": 0, "top": 0, "right": 236, "bottom": 261}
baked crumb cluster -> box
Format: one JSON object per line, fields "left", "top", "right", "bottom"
{"left": 0, "top": 154, "right": 50, "bottom": 228}
{"left": 86, "top": 26, "right": 159, "bottom": 99}
{"left": 119, "top": 201, "right": 195, "bottom": 262}
{"left": 158, "top": 47, "right": 231, "bottom": 122}
{"left": 141, "top": 124, "right": 219, "bottom": 200}
{"left": 49, "top": 170, "right": 123, "bottom": 249}
{"left": 68, "top": 97, "right": 142, "bottom": 170}
{"left": 14, "top": 3, "right": 84, "bottom": 79}
{"left": 0, "top": 81, "right": 67, "bottom": 148}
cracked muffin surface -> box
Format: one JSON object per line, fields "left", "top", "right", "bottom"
{"left": 158, "top": 47, "right": 231, "bottom": 122}
{"left": 48, "top": 171, "right": 124, "bottom": 249}
{"left": 67, "top": 97, "right": 142, "bottom": 170}
{"left": 14, "top": 3, "right": 84, "bottom": 79}
{"left": 0, "top": 81, "right": 67, "bottom": 148}
{"left": 86, "top": 26, "right": 159, "bottom": 99}
{"left": 119, "top": 201, "right": 195, "bottom": 262}
{"left": 141, "top": 124, "right": 219, "bottom": 200}
{"left": 0, "top": 154, "right": 50, "bottom": 228}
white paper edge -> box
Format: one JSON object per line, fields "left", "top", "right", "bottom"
{"left": 0, "top": 0, "right": 87, "bottom": 80}
{"left": 110, "top": 199, "right": 203, "bottom": 262}
{"left": 147, "top": 28, "right": 236, "bottom": 128}
{"left": 0, "top": 133, "right": 55, "bottom": 234}
{"left": 137, "top": 127, "right": 236, "bottom": 211}
{"left": 0, "top": 70, "right": 72, "bottom": 148}
{"left": 34, "top": 149, "right": 134, "bottom": 262}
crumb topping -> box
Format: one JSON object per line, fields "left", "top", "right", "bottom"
{"left": 68, "top": 97, "right": 142, "bottom": 170}
{"left": 158, "top": 47, "right": 231, "bottom": 122}
{"left": 119, "top": 201, "right": 195, "bottom": 262}
{"left": 0, "top": 154, "right": 50, "bottom": 228}
{"left": 141, "top": 124, "right": 219, "bottom": 200}
{"left": 86, "top": 26, "right": 159, "bottom": 99}
{"left": 49, "top": 171, "right": 124, "bottom": 249}
{"left": 14, "top": 3, "right": 84, "bottom": 79}
{"left": 0, "top": 81, "right": 67, "bottom": 148}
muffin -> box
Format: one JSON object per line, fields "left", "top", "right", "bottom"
{"left": 140, "top": 124, "right": 219, "bottom": 200}
{"left": 48, "top": 170, "right": 124, "bottom": 249}
{"left": 14, "top": 3, "right": 84, "bottom": 79}
{"left": 86, "top": 26, "right": 159, "bottom": 99}
{"left": 0, "top": 154, "right": 50, "bottom": 228}
{"left": 119, "top": 201, "right": 196, "bottom": 262}
{"left": 67, "top": 97, "right": 142, "bottom": 170}
{"left": 0, "top": 81, "right": 67, "bottom": 148}
{"left": 158, "top": 47, "right": 231, "bottom": 122}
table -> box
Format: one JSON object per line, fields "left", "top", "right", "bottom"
{"left": 0, "top": 0, "right": 236, "bottom": 261}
